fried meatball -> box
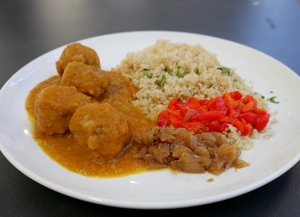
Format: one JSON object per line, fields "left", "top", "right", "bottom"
{"left": 34, "top": 85, "right": 91, "bottom": 136}
{"left": 56, "top": 43, "right": 101, "bottom": 76}
{"left": 69, "top": 103, "right": 131, "bottom": 162}
{"left": 61, "top": 61, "right": 110, "bottom": 98}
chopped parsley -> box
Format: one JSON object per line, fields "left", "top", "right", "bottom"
{"left": 218, "top": 67, "right": 234, "bottom": 76}
{"left": 140, "top": 68, "right": 151, "bottom": 72}
{"left": 176, "top": 72, "right": 184, "bottom": 78}
{"left": 118, "top": 86, "right": 123, "bottom": 90}
{"left": 158, "top": 75, "right": 167, "bottom": 86}
{"left": 233, "top": 79, "right": 238, "bottom": 82}
{"left": 194, "top": 67, "right": 199, "bottom": 75}
{"left": 146, "top": 73, "right": 153, "bottom": 79}
{"left": 168, "top": 70, "right": 173, "bottom": 75}
{"left": 140, "top": 68, "right": 153, "bottom": 78}
{"left": 269, "top": 96, "right": 279, "bottom": 104}
{"left": 184, "top": 71, "right": 190, "bottom": 74}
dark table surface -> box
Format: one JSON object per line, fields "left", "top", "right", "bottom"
{"left": 1, "top": 0, "right": 300, "bottom": 216}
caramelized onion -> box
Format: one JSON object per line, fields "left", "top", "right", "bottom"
{"left": 133, "top": 126, "right": 248, "bottom": 175}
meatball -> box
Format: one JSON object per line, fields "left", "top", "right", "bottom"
{"left": 61, "top": 61, "right": 111, "bottom": 98}
{"left": 69, "top": 103, "right": 131, "bottom": 162}
{"left": 34, "top": 85, "right": 91, "bottom": 136}
{"left": 56, "top": 43, "right": 101, "bottom": 76}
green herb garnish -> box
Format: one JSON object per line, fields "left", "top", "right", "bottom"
{"left": 269, "top": 96, "right": 279, "bottom": 104}
{"left": 140, "top": 68, "right": 151, "bottom": 72}
{"left": 168, "top": 70, "right": 173, "bottom": 75}
{"left": 194, "top": 67, "right": 199, "bottom": 75}
{"left": 158, "top": 75, "right": 167, "bottom": 86}
{"left": 218, "top": 67, "right": 234, "bottom": 76}
{"left": 146, "top": 73, "right": 153, "bottom": 79}
{"left": 176, "top": 73, "right": 184, "bottom": 78}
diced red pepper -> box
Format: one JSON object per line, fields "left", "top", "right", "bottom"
{"left": 237, "top": 100, "right": 245, "bottom": 110}
{"left": 157, "top": 111, "right": 169, "bottom": 127}
{"left": 169, "top": 115, "right": 183, "bottom": 128}
{"left": 219, "top": 122, "right": 230, "bottom": 132}
{"left": 181, "top": 122, "right": 206, "bottom": 133}
{"left": 187, "top": 97, "right": 199, "bottom": 106}
{"left": 220, "top": 116, "right": 236, "bottom": 124}
{"left": 243, "top": 123, "right": 253, "bottom": 136}
{"left": 240, "top": 112, "right": 258, "bottom": 126}
{"left": 215, "top": 96, "right": 227, "bottom": 110}
{"left": 255, "top": 107, "right": 268, "bottom": 115}
{"left": 223, "top": 92, "right": 234, "bottom": 109}
{"left": 255, "top": 113, "right": 270, "bottom": 131}
{"left": 198, "top": 110, "right": 227, "bottom": 121}
{"left": 233, "top": 119, "right": 244, "bottom": 134}
{"left": 194, "top": 105, "right": 208, "bottom": 114}
{"left": 168, "top": 108, "right": 181, "bottom": 117}
{"left": 199, "top": 99, "right": 208, "bottom": 105}
{"left": 156, "top": 91, "right": 270, "bottom": 136}
{"left": 239, "top": 117, "right": 247, "bottom": 125}
{"left": 206, "top": 98, "right": 216, "bottom": 110}
{"left": 243, "top": 95, "right": 257, "bottom": 107}
{"left": 241, "top": 101, "right": 256, "bottom": 113}
{"left": 179, "top": 106, "right": 189, "bottom": 116}
{"left": 228, "top": 108, "right": 240, "bottom": 118}
{"left": 229, "top": 91, "right": 243, "bottom": 100}
{"left": 206, "top": 120, "right": 222, "bottom": 132}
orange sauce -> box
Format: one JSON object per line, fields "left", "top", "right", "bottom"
{"left": 26, "top": 71, "right": 156, "bottom": 177}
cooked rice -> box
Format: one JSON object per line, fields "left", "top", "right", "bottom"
{"left": 113, "top": 40, "right": 270, "bottom": 150}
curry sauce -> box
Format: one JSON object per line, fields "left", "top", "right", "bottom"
{"left": 26, "top": 71, "right": 156, "bottom": 177}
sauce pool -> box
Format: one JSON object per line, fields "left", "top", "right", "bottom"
{"left": 25, "top": 71, "right": 156, "bottom": 177}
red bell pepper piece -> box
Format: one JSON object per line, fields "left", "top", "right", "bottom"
{"left": 255, "top": 113, "right": 270, "bottom": 131}
{"left": 157, "top": 110, "right": 169, "bottom": 127}
{"left": 198, "top": 110, "right": 227, "bottom": 121}
{"left": 240, "top": 112, "right": 258, "bottom": 126}
{"left": 229, "top": 91, "right": 243, "bottom": 100}
{"left": 233, "top": 119, "right": 244, "bottom": 134}
{"left": 240, "top": 101, "right": 256, "bottom": 113}
{"left": 242, "top": 123, "right": 253, "bottom": 136}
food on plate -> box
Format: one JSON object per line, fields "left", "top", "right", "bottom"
{"left": 113, "top": 40, "right": 269, "bottom": 150}
{"left": 114, "top": 40, "right": 267, "bottom": 121}
{"left": 69, "top": 103, "right": 131, "bottom": 162}
{"left": 34, "top": 85, "right": 92, "bottom": 136}
{"left": 157, "top": 91, "right": 270, "bottom": 136}
{"left": 61, "top": 61, "right": 111, "bottom": 98}
{"left": 56, "top": 43, "right": 101, "bottom": 76}
{"left": 25, "top": 40, "right": 273, "bottom": 177}
{"left": 133, "top": 126, "right": 248, "bottom": 175}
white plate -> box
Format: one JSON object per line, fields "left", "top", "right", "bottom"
{"left": 1, "top": 31, "right": 300, "bottom": 209}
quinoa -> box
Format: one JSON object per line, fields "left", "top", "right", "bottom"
{"left": 113, "top": 40, "right": 269, "bottom": 150}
